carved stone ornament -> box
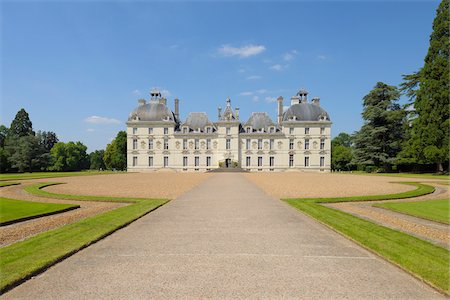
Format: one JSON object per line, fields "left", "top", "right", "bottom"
{"left": 297, "top": 141, "right": 303, "bottom": 149}
{"left": 264, "top": 142, "right": 269, "bottom": 150}
{"left": 175, "top": 141, "right": 180, "bottom": 149}
{"left": 213, "top": 141, "right": 218, "bottom": 149}
{"left": 277, "top": 141, "right": 283, "bottom": 149}
{"left": 313, "top": 141, "right": 318, "bottom": 149}
{"left": 252, "top": 142, "right": 257, "bottom": 149}
{"left": 156, "top": 141, "right": 162, "bottom": 149}
{"left": 189, "top": 141, "right": 194, "bottom": 149}
{"left": 141, "top": 141, "right": 146, "bottom": 149}
{"left": 201, "top": 141, "right": 206, "bottom": 149}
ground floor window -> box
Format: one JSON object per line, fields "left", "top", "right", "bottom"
{"left": 183, "top": 156, "right": 188, "bottom": 171}
{"left": 305, "top": 156, "right": 310, "bottom": 167}
{"left": 148, "top": 156, "right": 153, "bottom": 167}
{"left": 133, "top": 156, "right": 138, "bottom": 166}
{"left": 289, "top": 154, "right": 294, "bottom": 167}
{"left": 206, "top": 156, "right": 211, "bottom": 171}
{"left": 195, "top": 156, "right": 199, "bottom": 171}
{"left": 320, "top": 156, "right": 325, "bottom": 167}
{"left": 246, "top": 156, "right": 251, "bottom": 167}
{"left": 269, "top": 156, "right": 274, "bottom": 171}
{"left": 258, "top": 156, "right": 262, "bottom": 171}
{"left": 164, "top": 156, "right": 169, "bottom": 167}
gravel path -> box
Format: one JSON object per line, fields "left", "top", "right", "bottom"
{"left": 3, "top": 173, "right": 444, "bottom": 299}
{"left": 327, "top": 184, "right": 450, "bottom": 249}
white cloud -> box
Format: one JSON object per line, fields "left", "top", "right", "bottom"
{"left": 252, "top": 96, "right": 260, "bottom": 102}
{"left": 218, "top": 44, "right": 266, "bottom": 58}
{"left": 84, "top": 116, "right": 122, "bottom": 125}
{"left": 132, "top": 89, "right": 141, "bottom": 96}
{"left": 240, "top": 91, "right": 254, "bottom": 96}
{"left": 270, "top": 64, "right": 288, "bottom": 71}
{"left": 246, "top": 75, "right": 261, "bottom": 80}
{"left": 256, "top": 89, "right": 268, "bottom": 94}
{"left": 283, "top": 50, "right": 298, "bottom": 61}
{"left": 86, "top": 128, "right": 95, "bottom": 132}
{"left": 265, "top": 96, "right": 277, "bottom": 103}
{"left": 317, "top": 55, "right": 327, "bottom": 60}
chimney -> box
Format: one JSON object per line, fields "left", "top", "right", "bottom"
{"left": 159, "top": 97, "right": 167, "bottom": 105}
{"left": 312, "top": 97, "right": 320, "bottom": 105}
{"left": 174, "top": 98, "right": 180, "bottom": 120}
{"left": 218, "top": 107, "right": 222, "bottom": 119}
{"left": 290, "top": 96, "right": 301, "bottom": 106}
{"left": 277, "top": 96, "right": 283, "bottom": 125}
{"left": 138, "top": 99, "right": 146, "bottom": 106}
{"left": 299, "top": 88, "right": 308, "bottom": 103}
{"left": 235, "top": 107, "right": 240, "bottom": 120}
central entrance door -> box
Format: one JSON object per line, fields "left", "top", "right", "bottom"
{"left": 225, "top": 159, "right": 231, "bottom": 168}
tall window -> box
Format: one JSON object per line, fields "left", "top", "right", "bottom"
{"left": 320, "top": 127, "right": 325, "bottom": 135}
{"left": 305, "top": 139, "right": 310, "bottom": 150}
{"left": 183, "top": 127, "right": 188, "bottom": 133}
{"left": 289, "top": 139, "right": 294, "bottom": 150}
{"left": 183, "top": 156, "right": 188, "bottom": 171}
{"left": 206, "top": 156, "right": 211, "bottom": 167}
{"left": 258, "top": 139, "right": 262, "bottom": 150}
{"left": 226, "top": 138, "right": 231, "bottom": 150}
{"left": 164, "top": 139, "right": 169, "bottom": 150}
{"left": 305, "top": 156, "right": 310, "bottom": 167}
{"left": 258, "top": 157, "right": 263, "bottom": 171}
{"left": 183, "top": 139, "right": 187, "bottom": 150}
{"left": 133, "top": 128, "right": 137, "bottom": 135}
{"left": 246, "top": 139, "right": 251, "bottom": 150}
{"left": 305, "top": 127, "right": 310, "bottom": 135}
{"left": 289, "top": 127, "right": 294, "bottom": 135}
{"left": 246, "top": 127, "right": 251, "bottom": 133}
{"left": 164, "top": 128, "right": 168, "bottom": 135}
{"left": 163, "top": 156, "right": 168, "bottom": 167}
{"left": 132, "top": 156, "right": 138, "bottom": 166}
{"left": 320, "top": 156, "right": 325, "bottom": 167}
{"left": 269, "top": 139, "right": 274, "bottom": 150}
{"left": 246, "top": 156, "right": 251, "bottom": 167}
{"left": 289, "top": 154, "right": 294, "bottom": 167}
{"left": 133, "top": 139, "right": 138, "bottom": 149}
{"left": 195, "top": 139, "right": 199, "bottom": 150}
{"left": 226, "top": 127, "right": 231, "bottom": 135}
{"left": 148, "top": 139, "right": 153, "bottom": 150}
{"left": 148, "top": 156, "right": 153, "bottom": 166}
{"left": 320, "top": 138, "right": 325, "bottom": 150}
{"left": 270, "top": 127, "right": 275, "bottom": 133}
{"left": 148, "top": 128, "right": 153, "bottom": 134}
{"left": 269, "top": 156, "right": 274, "bottom": 171}
{"left": 194, "top": 156, "right": 199, "bottom": 171}
{"left": 206, "top": 127, "right": 211, "bottom": 133}
{"left": 206, "top": 139, "right": 211, "bottom": 150}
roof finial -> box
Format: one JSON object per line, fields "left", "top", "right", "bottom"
{"left": 226, "top": 97, "right": 231, "bottom": 106}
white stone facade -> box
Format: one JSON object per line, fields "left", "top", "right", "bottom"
{"left": 127, "top": 89, "right": 332, "bottom": 172}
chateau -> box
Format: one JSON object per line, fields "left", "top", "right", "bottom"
{"left": 126, "top": 88, "right": 332, "bottom": 172}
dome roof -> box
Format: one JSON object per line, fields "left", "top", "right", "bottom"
{"left": 181, "top": 112, "right": 215, "bottom": 131}
{"left": 128, "top": 102, "right": 177, "bottom": 122}
{"left": 283, "top": 103, "right": 330, "bottom": 122}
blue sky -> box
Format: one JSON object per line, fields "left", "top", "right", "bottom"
{"left": 1, "top": 1, "right": 439, "bottom": 151}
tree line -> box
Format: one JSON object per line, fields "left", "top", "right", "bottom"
{"left": 0, "top": 109, "right": 127, "bottom": 173}
{"left": 332, "top": 0, "right": 449, "bottom": 173}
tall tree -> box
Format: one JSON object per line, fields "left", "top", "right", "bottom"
{"left": 6, "top": 135, "right": 40, "bottom": 172}
{"left": 49, "top": 141, "right": 89, "bottom": 171}
{"left": 401, "top": 0, "right": 449, "bottom": 172}
{"left": 10, "top": 108, "right": 34, "bottom": 137}
{"left": 37, "top": 131, "right": 59, "bottom": 152}
{"left": 352, "top": 82, "right": 406, "bottom": 172}
{"left": 104, "top": 131, "right": 127, "bottom": 170}
{"left": 89, "top": 150, "right": 106, "bottom": 170}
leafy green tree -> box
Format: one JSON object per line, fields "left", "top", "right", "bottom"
{"left": 400, "top": 0, "right": 449, "bottom": 172}
{"left": 10, "top": 108, "right": 34, "bottom": 137}
{"left": 90, "top": 150, "right": 106, "bottom": 170}
{"left": 104, "top": 131, "right": 127, "bottom": 170}
{"left": 331, "top": 132, "right": 354, "bottom": 171}
{"left": 6, "top": 135, "right": 39, "bottom": 172}
{"left": 352, "top": 82, "right": 406, "bottom": 172}
{"left": 37, "top": 131, "right": 59, "bottom": 152}
{"left": 49, "top": 141, "right": 89, "bottom": 171}
{"left": 0, "top": 125, "right": 10, "bottom": 172}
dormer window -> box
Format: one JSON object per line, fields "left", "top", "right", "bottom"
{"left": 183, "top": 127, "right": 188, "bottom": 134}
{"left": 226, "top": 127, "right": 231, "bottom": 135}
{"left": 289, "top": 127, "right": 294, "bottom": 135}
{"left": 206, "top": 127, "right": 211, "bottom": 133}
{"left": 133, "top": 128, "right": 137, "bottom": 135}
{"left": 164, "top": 128, "right": 168, "bottom": 135}
{"left": 305, "top": 127, "right": 310, "bottom": 135}
{"left": 246, "top": 127, "right": 251, "bottom": 133}
{"left": 270, "top": 127, "right": 275, "bottom": 133}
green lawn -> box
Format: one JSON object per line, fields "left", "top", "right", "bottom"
{"left": 0, "top": 182, "right": 20, "bottom": 187}
{"left": 0, "top": 198, "right": 79, "bottom": 226}
{"left": 284, "top": 182, "right": 449, "bottom": 295}
{"left": 344, "top": 171, "right": 450, "bottom": 180}
{"left": 0, "top": 182, "right": 168, "bottom": 293}
{"left": 0, "top": 170, "right": 124, "bottom": 181}
{"left": 374, "top": 199, "right": 450, "bottom": 224}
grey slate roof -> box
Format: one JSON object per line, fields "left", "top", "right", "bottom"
{"left": 128, "top": 102, "right": 177, "bottom": 122}
{"left": 283, "top": 103, "right": 331, "bottom": 122}
{"left": 244, "top": 112, "right": 277, "bottom": 131}
{"left": 181, "top": 112, "right": 215, "bottom": 132}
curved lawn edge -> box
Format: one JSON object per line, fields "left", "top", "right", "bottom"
{"left": 286, "top": 182, "right": 435, "bottom": 203}
{"left": 283, "top": 182, "right": 449, "bottom": 295}
{"left": 0, "top": 182, "right": 169, "bottom": 294}
{"left": 0, "top": 182, "right": 20, "bottom": 188}
{"left": 0, "top": 204, "right": 80, "bottom": 226}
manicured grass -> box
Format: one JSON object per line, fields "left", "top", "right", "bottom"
{"left": 0, "top": 198, "right": 79, "bottom": 226}
{"left": 284, "top": 182, "right": 449, "bottom": 295}
{"left": 374, "top": 199, "right": 450, "bottom": 225}
{"left": 344, "top": 171, "right": 450, "bottom": 180}
{"left": 0, "top": 170, "right": 124, "bottom": 181}
{"left": 0, "top": 182, "right": 168, "bottom": 293}
{"left": 0, "top": 182, "right": 20, "bottom": 187}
